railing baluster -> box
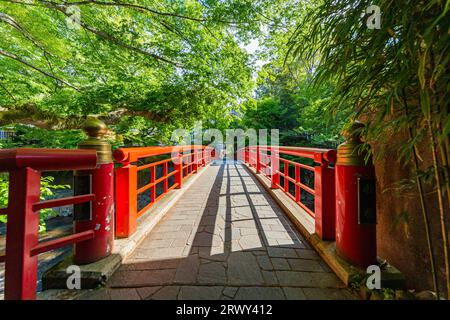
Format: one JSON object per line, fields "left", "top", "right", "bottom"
{"left": 175, "top": 152, "right": 183, "bottom": 189}
{"left": 115, "top": 161, "right": 138, "bottom": 238}
{"left": 314, "top": 160, "right": 336, "bottom": 240}
{"left": 271, "top": 147, "right": 279, "bottom": 189}
{"left": 151, "top": 166, "right": 156, "bottom": 202}
{"left": 4, "top": 168, "right": 40, "bottom": 300}
{"left": 163, "top": 162, "right": 168, "bottom": 192}
{"left": 256, "top": 145, "right": 261, "bottom": 174}
{"left": 295, "top": 165, "right": 300, "bottom": 203}
{"left": 284, "top": 160, "right": 289, "bottom": 193}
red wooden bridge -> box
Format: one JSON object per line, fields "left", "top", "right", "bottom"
{"left": 0, "top": 121, "right": 376, "bottom": 300}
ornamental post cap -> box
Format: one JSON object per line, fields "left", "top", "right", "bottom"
{"left": 82, "top": 117, "right": 108, "bottom": 139}
{"left": 79, "top": 117, "right": 112, "bottom": 164}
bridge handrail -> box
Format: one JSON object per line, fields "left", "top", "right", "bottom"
{"left": 113, "top": 145, "right": 207, "bottom": 163}
{"left": 240, "top": 145, "right": 336, "bottom": 240}
{"left": 247, "top": 146, "right": 337, "bottom": 164}
{"left": 113, "top": 145, "right": 214, "bottom": 238}
{"left": 0, "top": 148, "right": 98, "bottom": 300}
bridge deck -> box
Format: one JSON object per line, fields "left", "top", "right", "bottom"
{"left": 88, "top": 162, "right": 354, "bottom": 300}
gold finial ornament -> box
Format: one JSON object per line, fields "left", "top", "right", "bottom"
{"left": 336, "top": 121, "right": 371, "bottom": 166}
{"left": 78, "top": 117, "right": 113, "bottom": 164}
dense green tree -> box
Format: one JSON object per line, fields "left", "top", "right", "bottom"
{"left": 0, "top": 0, "right": 273, "bottom": 143}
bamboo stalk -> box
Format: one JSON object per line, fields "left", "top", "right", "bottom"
{"left": 403, "top": 93, "right": 439, "bottom": 298}
{"left": 428, "top": 118, "right": 450, "bottom": 299}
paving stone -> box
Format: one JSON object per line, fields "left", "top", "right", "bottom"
{"left": 261, "top": 271, "right": 279, "bottom": 285}
{"left": 178, "top": 286, "right": 224, "bottom": 300}
{"left": 174, "top": 254, "right": 200, "bottom": 284}
{"left": 234, "top": 287, "right": 285, "bottom": 300}
{"left": 136, "top": 286, "right": 162, "bottom": 299}
{"left": 310, "top": 272, "right": 344, "bottom": 288}
{"left": 222, "top": 287, "right": 239, "bottom": 298}
{"left": 240, "top": 227, "right": 259, "bottom": 235}
{"left": 238, "top": 234, "right": 263, "bottom": 250}
{"left": 150, "top": 286, "right": 181, "bottom": 300}
{"left": 91, "top": 164, "right": 356, "bottom": 301}
{"left": 295, "top": 249, "right": 321, "bottom": 260}
{"left": 283, "top": 287, "right": 307, "bottom": 300}
{"left": 267, "top": 247, "right": 298, "bottom": 258}
{"left": 198, "top": 247, "right": 228, "bottom": 262}
{"left": 140, "top": 238, "right": 174, "bottom": 249}
{"left": 275, "top": 271, "right": 316, "bottom": 287}
{"left": 109, "top": 288, "right": 141, "bottom": 300}
{"left": 288, "top": 259, "right": 324, "bottom": 272}
{"left": 197, "top": 262, "right": 227, "bottom": 284}
{"left": 80, "top": 289, "right": 111, "bottom": 300}
{"left": 257, "top": 255, "right": 273, "bottom": 270}
{"left": 228, "top": 252, "right": 264, "bottom": 286}
{"left": 109, "top": 269, "right": 176, "bottom": 287}
{"left": 271, "top": 258, "right": 291, "bottom": 271}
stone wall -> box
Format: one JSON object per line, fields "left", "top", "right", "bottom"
{"left": 374, "top": 132, "right": 449, "bottom": 292}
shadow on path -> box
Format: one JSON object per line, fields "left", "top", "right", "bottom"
{"left": 84, "top": 162, "right": 355, "bottom": 300}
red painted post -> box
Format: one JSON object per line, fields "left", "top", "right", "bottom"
{"left": 295, "top": 166, "right": 301, "bottom": 203}
{"left": 150, "top": 166, "right": 156, "bottom": 202}
{"left": 193, "top": 150, "right": 198, "bottom": 173}
{"left": 175, "top": 153, "right": 183, "bottom": 189}
{"left": 115, "top": 162, "right": 137, "bottom": 238}
{"left": 284, "top": 161, "right": 289, "bottom": 193}
{"left": 74, "top": 118, "right": 115, "bottom": 261}
{"left": 74, "top": 163, "right": 114, "bottom": 263}
{"left": 271, "top": 147, "right": 279, "bottom": 189}
{"left": 4, "top": 167, "right": 40, "bottom": 300}
{"left": 314, "top": 159, "right": 336, "bottom": 240}
{"left": 163, "top": 162, "right": 168, "bottom": 192}
{"left": 335, "top": 122, "right": 376, "bottom": 267}
{"left": 256, "top": 146, "right": 261, "bottom": 174}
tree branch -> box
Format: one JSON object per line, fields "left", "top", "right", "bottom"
{"left": 0, "top": 12, "right": 54, "bottom": 57}
{"left": 0, "top": 81, "right": 17, "bottom": 101}
{"left": 0, "top": 49, "right": 80, "bottom": 90}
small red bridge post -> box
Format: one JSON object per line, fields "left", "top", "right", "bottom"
{"left": 115, "top": 162, "right": 137, "bottom": 238}
{"left": 256, "top": 146, "right": 261, "bottom": 174}
{"left": 335, "top": 121, "right": 376, "bottom": 267}
{"left": 314, "top": 154, "right": 336, "bottom": 241}
{"left": 175, "top": 151, "right": 183, "bottom": 189}
{"left": 74, "top": 118, "right": 115, "bottom": 263}
{"left": 270, "top": 146, "right": 279, "bottom": 189}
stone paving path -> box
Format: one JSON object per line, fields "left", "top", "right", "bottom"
{"left": 87, "top": 162, "right": 355, "bottom": 300}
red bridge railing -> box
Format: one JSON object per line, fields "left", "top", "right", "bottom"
{"left": 114, "top": 145, "right": 214, "bottom": 238}
{"left": 239, "top": 146, "right": 336, "bottom": 240}
{"left": 0, "top": 148, "right": 98, "bottom": 300}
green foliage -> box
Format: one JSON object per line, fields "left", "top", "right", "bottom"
{"left": 288, "top": 0, "right": 449, "bottom": 161}
{"left": 0, "top": 0, "right": 270, "bottom": 144}
{"left": 288, "top": 0, "right": 449, "bottom": 297}
{"left": 0, "top": 124, "right": 86, "bottom": 149}
{"left": 0, "top": 174, "right": 70, "bottom": 233}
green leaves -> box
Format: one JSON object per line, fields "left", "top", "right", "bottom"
{"left": 0, "top": 0, "right": 263, "bottom": 141}
{"left": 0, "top": 174, "right": 70, "bottom": 233}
